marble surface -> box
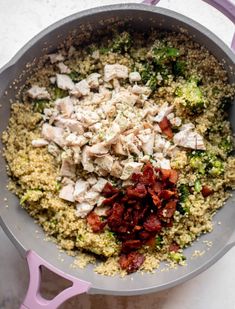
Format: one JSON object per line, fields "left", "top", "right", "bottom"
{"left": 0, "top": 0, "right": 235, "bottom": 308}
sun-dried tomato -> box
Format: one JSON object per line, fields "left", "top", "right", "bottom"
{"left": 139, "top": 230, "right": 153, "bottom": 240}
{"left": 160, "top": 168, "right": 171, "bottom": 181}
{"left": 148, "top": 188, "right": 161, "bottom": 207}
{"left": 159, "top": 200, "right": 177, "bottom": 219}
{"left": 143, "top": 214, "right": 162, "bottom": 232}
{"left": 140, "top": 162, "right": 155, "bottom": 185}
{"left": 107, "top": 203, "right": 125, "bottom": 229}
{"left": 201, "top": 186, "right": 214, "bottom": 198}
{"left": 145, "top": 236, "right": 156, "bottom": 248}
{"left": 169, "top": 170, "right": 179, "bottom": 184}
{"left": 121, "top": 239, "right": 142, "bottom": 253}
{"left": 102, "top": 182, "right": 119, "bottom": 197}
{"left": 119, "top": 252, "right": 145, "bottom": 273}
{"left": 126, "top": 183, "right": 147, "bottom": 198}
{"left": 87, "top": 212, "right": 106, "bottom": 233}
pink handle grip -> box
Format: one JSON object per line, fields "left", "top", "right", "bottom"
{"left": 20, "top": 250, "right": 91, "bottom": 309}
{"left": 142, "top": 0, "right": 235, "bottom": 52}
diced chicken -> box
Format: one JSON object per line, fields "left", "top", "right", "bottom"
{"left": 56, "top": 74, "right": 74, "bottom": 90}
{"left": 89, "top": 142, "right": 109, "bottom": 157}
{"left": 65, "top": 133, "right": 88, "bottom": 147}
{"left": 54, "top": 116, "right": 84, "bottom": 134}
{"left": 120, "top": 162, "right": 144, "bottom": 180}
{"left": 60, "top": 157, "right": 76, "bottom": 178}
{"left": 153, "top": 123, "right": 162, "bottom": 133}
{"left": 102, "top": 101, "right": 116, "bottom": 118}
{"left": 50, "top": 77, "right": 56, "bottom": 84}
{"left": 87, "top": 177, "right": 97, "bottom": 186}
{"left": 173, "top": 127, "right": 206, "bottom": 150}
{"left": 74, "top": 179, "right": 90, "bottom": 203}
{"left": 90, "top": 122, "right": 102, "bottom": 132}
{"left": 76, "top": 110, "right": 100, "bottom": 127}
{"left": 95, "top": 155, "right": 114, "bottom": 172}
{"left": 153, "top": 103, "right": 174, "bottom": 122}
{"left": 158, "top": 158, "right": 171, "bottom": 170}
{"left": 104, "top": 123, "right": 121, "bottom": 144}
{"left": 70, "top": 79, "right": 90, "bottom": 97}
{"left": 113, "top": 78, "right": 121, "bottom": 92}
{"left": 57, "top": 62, "right": 71, "bottom": 74}
{"left": 72, "top": 146, "right": 81, "bottom": 164}
{"left": 104, "top": 64, "right": 128, "bottom": 82}
{"left": 68, "top": 46, "right": 76, "bottom": 57}
{"left": 110, "top": 161, "right": 123, "bottom": 178}
{"left": 75, "top": 202, "right": 94, "bottom": 218}
{"left": 81, "top": 146, "right": 94, "bottom": 172}
{"left": 55, "top": 96, "right": 74, "bottom": 117}
{"left": 59, "top": 183, "right": 75, "bottom": 202}
{"left": 27, "top": 85, "right": 51, "bottom": 100}
{"left": 114, "top": 113, "right": 131, "bottom": 132}
{"left": 83, "top": 190, "right": 100, "bottom": 206}
{"left": 42, "top": 123, "right": 65, "bottom": 147}
{"left": 154, "top": 134, "right": 167, "bottom": 152}
{"left": 132, "top": 85, "right": 151, "bottom": 96}
{"left": 87, "top": 73, "right": 101, "bottom": 89}
{"left": 122, "top": 133, "right": 142, "bottom": 156}
{"left": 91, "top": 178, "right": 107, "bottom": 193}
{"left": 91, "top": 50, "right": 100, "bottom": 60}
{"left": 94, "top": 205, "right": 110, "bottom": 216}
{"left": 48, "top": 53, "right": 65, "bottom": 64}
{"left": 31, "top": 139, "right": 49, "bottom": 147}
{"left": 170, "top": 117, "right": 182, "bottom": 127}
{"left": 112, "top": 90, "right": 138, "bottom": 107}
{"left": 47, "top": 143, "right": 60, "bottom": 157}
{"left": 138, "top": 132, "right": 155, "bottom": 155}
{"left": 112, "top": 138, "right": 127, "bottom": 156}
{"left": 129, "top": 71, "right": 141, "bottom": 83}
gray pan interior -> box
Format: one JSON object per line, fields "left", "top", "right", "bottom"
{"left": 0, "top": 3, "right": 235, "bottom": 296}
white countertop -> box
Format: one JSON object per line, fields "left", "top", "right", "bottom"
{"left": 0, "top": 0, "right": 235, "bottom": 308}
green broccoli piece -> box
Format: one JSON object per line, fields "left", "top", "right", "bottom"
{"left": 155, "top": 235, "right": 163, "bottom": 249}
{"left": 172, "top": 60, "right": 186, "bottom": 77}
{"left": 189, "top": 151, "right": 224, "bottom": 176}
{"left": 20, "top": 189, "right": 43, "bottom": 205}
{"left": 33, "top": 100, "right": 49, "bottom": 113}
{"left": 152, "top": 46, "right": 180, "bottom": 65}
{"left": 99, "top": 47, "right": 111, "bottom": 54}
{"left": 53, "top": 87, "right": 68, "bottom": 99}
{"left": 111, "top": 32, "right": 132, "bottom": 53}
{"left": 194, "top": 179, "right": 202, "bottom": 192}
{"left": 219, "top": 137, "right": 233, "bottom": 154}
{"left": 169, "top": 252, "right": 186, "bottom": 263}
{"left": 68, "top": 71, "right": 82, "bottom": 82}
{"left": 177, "top": 184, "right": 190, "bottom": 215}
{"left": 175, "top": 76, "right": 206, "bottom": 112}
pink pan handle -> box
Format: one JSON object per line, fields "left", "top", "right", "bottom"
{"left": 20, "top": 250, "right": 91, "bottom": 309}
{"left": 142, "top": 0, "right": 235, "bottom": 52}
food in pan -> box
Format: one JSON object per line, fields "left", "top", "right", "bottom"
{"left": 2, "top": 29, "right": 235, "bottom": 275}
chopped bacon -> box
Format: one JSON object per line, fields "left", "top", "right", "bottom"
{"left": 148, "top": 188, "right": 161, "bottom": 207}
{"left": 201, "top": 186, "right": 214, "bottom": 198}
{"left": 126, "top": 183, "right": 147, "bottom": 198}
{"left": 119, "top": 252, "right": 145, "bottom": 273}
{"left": 102, "top": 193, "right": 119, "bottom": 206}
{"left": 107, "top": 203, "right": 125, "bottom": 229}
{"left": 87, "top": 212, "right": 106, "bottom": 233}
{"left": 159, "top": 117, "right": 173, "bottom": 139}
{"left": 143, "top": 214, "right": 162, "bottom": 232}
{"left": 145, "top": 236, "right": 156, "bottom": 247}
{"left": 159, "top": 189, "right": 175, "bottom": 200}
{"left": 169, "top": 170, "right": 179, "bottom": 184}
{"left": 140, "top": 162, "right": 155, "bottom": 185}
{"left": 160, "top": 168, "right": 171, "bottom": 181}
{"left": 159, "top": 200, "right": 177, "bottom": 219}
{"left": 121, "top": 239, "right": 142, "bottom": 253}
{"left": 169, "top": 242, "right": 180, "bottom": 252}
{"left": 102, "top": 182, "right": 119, "bottom": 197}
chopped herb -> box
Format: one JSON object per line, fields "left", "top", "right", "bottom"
{"left": 111, "top": 32, "right": 132, "bottom": 53}
{"left": 155, "top": 235, "right": 163, "bottom": 249}
{"left": 172, "top": 60, "right": 186, "bottom": 77}
{"left": 219, "top": 137, "right": 233, "bottom": 154}
{"left": 33, "top": 100, "right": 49, "bottom": 113}
{"left": 53, "top": 87, "right": 68, "bottom": 99}
{"left": 68, "top": 71, "right": 82, "bottom": 82}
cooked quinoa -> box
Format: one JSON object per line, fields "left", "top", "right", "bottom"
{"left": 2, "top": 29, "right": 235, "bottom": 275}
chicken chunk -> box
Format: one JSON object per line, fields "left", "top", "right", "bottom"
{"left": 59, "top": 183, "right": 75, "bottom": 202}
{"left": 173, "top": 125, "right": 206, "bottom": 150}
{"left": 42, "top": 123, "right": 65, "bottom": 147}
{"left": 112, "top": 138, "right": 127, "bottom": 156}
{"left": 55, "top": 96, "right": 74, "bottom": 117}
{"left": 83, "top": 190, "right": 100, "bottom": 206}
{"left": 56, "top": 74, "right": 74, "bottom": 90}
{"left": 74, "top": 179, "right": 90, "bottom": 203}
{"left": 89, "top": 142, "right": 109, "bottom": 157}
{"left": 31, "top": 139, "right": 49, "bottom": 147}
{"left": 104, "top": 64, "right": 128, "bottom": 82}
{"left": 105, "top": 123, "right": 121, "bottom": 144}
{"left": 70, "top": 79, "right": 90, "bottom": 97}
{"left": 48, "top": 53, "right": 65, "bottom": 64}
{"left": 95, "top": 155, "right": 114, "bottom": 172}
{"left": 76, "top": 202, "right": 94, "bottom": 218}
{"left": 129, "top": 72, "right": 141, "bottom": 83}
{"left": 87, "top": 73, "right": 101, "bottom": 89}
{"left": 91, "top": 178, "right": 107, "bottom": 193}
{"left": 60, "top": 157, "right": 76, "bottom": 178}
{"left": 153, "top": 102, "right": 174, "bottom": 122}
{"left": 65, "top": 133, "right": 88, "bottom": 147}
{"left": 81, "top": 146, "right": 94, "bottom": 172}
{"left": 110, "top": 161, "right": 123, "bottom": 178}
{"left": 94, "top": 205, "right": 110, "bottom": 216}
{"left": 57, "top": 62, "right": 71, "bottom": 74}
{"left": 138, "top": 132, "right": 155, "bottom": 155}
{"left": 54, "top": 116, "right": 84, "bottom": 134}
{"left": 27, "top": 85, "right": 51, "bottom": 100}
{"left": 120, "top": 162, "right": 143, "bottom": 180}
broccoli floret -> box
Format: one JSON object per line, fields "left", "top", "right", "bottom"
{"left": 194, "top": 179, "right": 202, "bottom": 192}
{"left": 189, "top": 151, "right": 224, "bottom": 176}
{"left": 152, "top": 46, "right": 180, "bottom": 65}
{"left": 219, "top": 137, "right": 233, "bottom": 154}
{"left": 33, "top": 100, "right": 49, "bottom": 113}
{"left": 177, "top": 184, "right": 190, "bottom": 215}
{"left": 172, "top": 60, "right": 186, "bottom": 77}
{"left": 175, "top": 76, "right": 206, "bottom": 112}
{"left": 53, "top": 87, "right": 68, "bottom": 99}
{"left": 111, "top": 32, "right": 132, "bottom": 53}
{"left": 68, "top": 71, "right": 82, "bottom": 82}
{"left": 155, "top": 235, "right": 163, "bottom": 249}
{"left": 169, "top": 252, "right": 186, "bottom": 263}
